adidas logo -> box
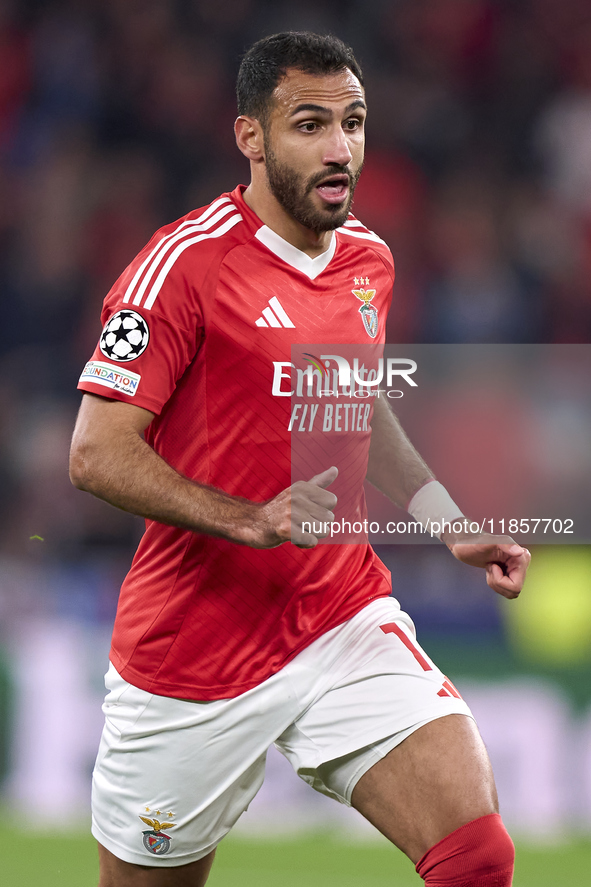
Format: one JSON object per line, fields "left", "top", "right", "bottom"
{"left": 437, "top": 678, "right": 462, "bottom": 700}
{"left": 255, "top": 296, "right": 295, "bottom": 328}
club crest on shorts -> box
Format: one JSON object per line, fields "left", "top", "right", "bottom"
{"left": 352, "top": 285, "right": 378, "bottom": 338}
{"left": 139, "top": 814, "right": 176, "bottom": 855}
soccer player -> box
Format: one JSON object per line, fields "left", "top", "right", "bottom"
{"left": 70, "top": 31, "right": 529, "bottom": 887}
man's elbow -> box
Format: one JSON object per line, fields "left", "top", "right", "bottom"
{"left": 69, "top": 437, "right": 100, "bottom": 491}
{"left": 69, "top": 445, "right": 88, "bottom": 490}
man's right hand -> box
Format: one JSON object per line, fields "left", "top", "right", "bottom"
{"left": 249, "top": 466, "right": 338, "bottom": 549}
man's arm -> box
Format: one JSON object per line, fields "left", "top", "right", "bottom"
{"left": 366, "top": 395, "right": 434, "bottom": 508}
{"left": 367, "top": 397, "right": 530, "bottom": 598}
{"left": 69, "top": 393, "right": 337, "bottom": 549}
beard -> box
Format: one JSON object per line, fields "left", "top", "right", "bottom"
{"left": 264, "top": 138, "right": 363, "bottom": 234}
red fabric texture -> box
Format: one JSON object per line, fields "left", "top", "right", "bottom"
{"left": 78, "top": 185, "right": 396, "bottom": 700}
{"left": 416, "top": 813, "right": 515, "bottom": 886}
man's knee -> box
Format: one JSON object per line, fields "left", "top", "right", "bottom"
{"left": 416, "top": 813, "right": 514, "bottom": 886}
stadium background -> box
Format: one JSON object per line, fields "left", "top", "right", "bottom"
{"left": 0, "top": 0, "right": 590, "bottom": 883}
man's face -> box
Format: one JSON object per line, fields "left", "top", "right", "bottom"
{"left": 262, "top": 68, "right": 366, "bottom": 234}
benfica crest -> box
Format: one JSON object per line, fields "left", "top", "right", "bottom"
{"left": 140, "top": 814, "right": 176, "bottom": 855}
{"left": 352, "top": 287, "right": 378, "bottom": 338}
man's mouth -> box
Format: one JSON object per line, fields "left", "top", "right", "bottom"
{"left": 314, "top": 174, "right": 350, "bottom": 205}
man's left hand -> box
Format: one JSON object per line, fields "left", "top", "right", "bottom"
{"left": 443, "top": 530, "right": 531, "bottom": 599}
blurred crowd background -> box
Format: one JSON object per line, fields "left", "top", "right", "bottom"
{"left": 0, "top": 0, "right": 590, "bottom": 836}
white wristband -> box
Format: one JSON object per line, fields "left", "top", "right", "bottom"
{"left": 407, "top": 481, "right": 464, "bottom": 540}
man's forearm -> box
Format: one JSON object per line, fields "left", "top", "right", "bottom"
{"left": 366, "top": 396, "right": 433, "bottom": 507}
{"left": 70, "top": 427, "right": 263, "bottom": 545}
{"left": 70, "top": 394, "right": 338, "bottom": 550}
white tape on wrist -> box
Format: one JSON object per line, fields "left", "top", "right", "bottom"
{"left": 407, "top": 481, "right": 464, "bottom": 540}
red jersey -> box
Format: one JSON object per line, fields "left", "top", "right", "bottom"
{"left": 78, "top": 186, "right": 394, "bottom": 699}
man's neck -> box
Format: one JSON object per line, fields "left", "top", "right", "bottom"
{"left": 242, "top": 183, "right": 333, "bottom": 259}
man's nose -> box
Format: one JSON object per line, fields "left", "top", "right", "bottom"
{"left": 322, "top": 125, "right": 353, "bottom": 167}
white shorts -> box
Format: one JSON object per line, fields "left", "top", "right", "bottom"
{"left": 92, "top": 597, "right": 472, "bottom": 867}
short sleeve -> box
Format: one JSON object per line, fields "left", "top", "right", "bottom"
{"left": 78, "top": 244, "right": 204, "bottom": 415}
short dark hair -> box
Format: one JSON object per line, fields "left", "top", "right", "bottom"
{"left": 237, "top": 31, "right": 363, "bottom": 125}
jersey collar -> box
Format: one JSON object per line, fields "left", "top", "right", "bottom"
{"left": 230, "top": 185, "right": 337, "bottom": 281}
{"left": 254, "top": 225, "right": 336, "bottom": 280}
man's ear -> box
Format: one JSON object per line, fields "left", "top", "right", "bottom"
{"left": 234, "top": 116, "right": 265, "bottom": 162}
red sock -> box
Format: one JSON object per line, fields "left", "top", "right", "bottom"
{"left": 416, "top": 813, "right": 515, "bottom": 886}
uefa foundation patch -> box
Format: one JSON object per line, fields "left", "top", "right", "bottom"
{"left": 79, "top": 360, "right": 141, "bottom": 396}
{"left": 139, "top": 811, "right": 176, "bottom": 855}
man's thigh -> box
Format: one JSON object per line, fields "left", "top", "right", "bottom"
{"left": 97, "top": 844, "right": 215, "bottom": 887}
{"left": 276, "top": 598, "right": 473, "bottom": 803}
{"left": 350, "top": 713, "right": 498, "bottom": 864}
{"left": 92, "top": 664, "right": 300, "bottom": 870}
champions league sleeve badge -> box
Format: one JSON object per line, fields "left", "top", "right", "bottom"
{"left": 100, "top": 309, "right": 150, "bottom": 362}
{"left": 352, "top": 281, "right": 378, "bottom": 338}
{"left": 139, "top": 814, "right": 177, "bottom": 855}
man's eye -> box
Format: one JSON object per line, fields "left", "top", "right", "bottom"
{"left": 344, "top": 118, "right": 362, "bottom": 131}
{"left": 299, "top": 122, "right": 319, "bottom": 132}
